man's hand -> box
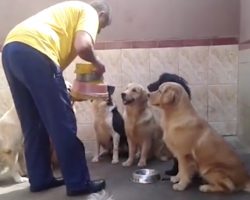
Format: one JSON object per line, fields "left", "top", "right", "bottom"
{"left": 92, "top": 59, "right": 106, "bottom": 76}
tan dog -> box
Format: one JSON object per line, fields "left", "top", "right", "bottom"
{"left": 91, "top": 98, "right": 120, "bottom": 164}
{"left": 121, "top": 83, "right": 171, "bottom": 167}
{"left": 149, "top": 82, "right": 250, "bottom": 193}
{"left": 0, "top": 105, "right": 27, "bottom": 183}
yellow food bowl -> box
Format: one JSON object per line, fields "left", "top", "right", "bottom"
{"left": 71, "top": 63, "right": 108, "bottom": 101}
{"left": 75, "top": 63, "right": 96, "bottom": 74}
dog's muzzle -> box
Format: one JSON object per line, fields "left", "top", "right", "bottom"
{"left": 121, "top": 93, "right": 134, "bottom": 105}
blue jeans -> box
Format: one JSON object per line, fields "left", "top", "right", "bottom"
{"left": 2, "top": 42, "right": 90, "bottom": 191}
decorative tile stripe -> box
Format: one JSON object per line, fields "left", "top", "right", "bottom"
{"left": 94, "top": 37, "right": 238, "bottom": 50}
{"left": 0, "top": 37, "right": 238, "bottom": 51}
{"left": 239, "top": 40, "right": 250, "bottom": 50}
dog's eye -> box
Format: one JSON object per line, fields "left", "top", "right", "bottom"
{"left": 132, "top": 89, "right": 137, "bottom": 92}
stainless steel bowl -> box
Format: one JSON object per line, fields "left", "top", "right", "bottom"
{"left": 131, "top": 169, "right": 161, "bottom": 184}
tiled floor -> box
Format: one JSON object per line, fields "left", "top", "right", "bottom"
{"left": 0, "top": 137, "right": 250, "bottom": 200}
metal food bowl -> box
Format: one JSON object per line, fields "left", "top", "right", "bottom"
{"left": 131, "top": 169, "right": 161, "bottom": 184}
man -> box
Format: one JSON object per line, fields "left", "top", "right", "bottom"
{"left": 1, "top": 0, "right": 111, "bottom": 196}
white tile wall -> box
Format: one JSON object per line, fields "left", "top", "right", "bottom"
{"left": 0, "top": 45, "right": 240, "bottom": 153}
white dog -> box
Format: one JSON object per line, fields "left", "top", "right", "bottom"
{"left": 0, "top": 80, "right": 74, "bottom": 183}
{"left": 0, "top": 105, "right": 27, "bottom": 183}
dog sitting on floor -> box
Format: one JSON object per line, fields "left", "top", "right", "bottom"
{"left": 147, "top": 73, "right": 191, "bottom": 176}
{"left": 0, "top": 105, "right": 27, "bottom": 183}
{"left": 149, "top": 82, "right": 250, "bottom": 193}
{"left": 121, "top": 83, "right": 171, "bottom": 167}
{"left": 91, "top": 85, "right": 128, "bottom": 164}
{"left": 0, "top": 80, "right": 74, "bottom": 183}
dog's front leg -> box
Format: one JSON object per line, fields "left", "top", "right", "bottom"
{"left": 172, "top": 155, "right": 194, "bottom": 191}
{"left": 170, "top": 171, "right": 181, "bottom": 183}
{"left": 138, "top": 139, "right": 152, "bottom": 167}
{"left": 112, "top": 133, "right": 120, "bottom": 164}
{"left": 12, "top": 168, "right": 28, "bottom": 183}
{"left": 12, "top": 153, "right": 28, "bottom": 183}
{"left": 92, "top": 140, "right": 101, "bottom": 162}
{"left": 18, "top": 149, "right": 27, "bottom": 176}
{"left": 122, "top": 137, "right": 136, "bottom": 167}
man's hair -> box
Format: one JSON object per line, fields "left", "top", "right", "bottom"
{"left": 90, "top": 0, "right": 112, "bottom": 25}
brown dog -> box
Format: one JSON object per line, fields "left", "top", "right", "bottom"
{"left": 121, "top": 83, "right": 171, "bottom": 167}
{"left": 149, "top": 82, "right": 250, "bottom": 193}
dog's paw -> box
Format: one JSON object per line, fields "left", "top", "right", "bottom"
{"left": 122, "top": 160, "right": 133, "bottom": 167}
{"left": 91, "top": 156, "right": 99, "bottom": 163}
{"left": 14, "top": 176, "right": 29, "bottom": 183}
{"left": 199, "top": 184, "right": 211, "bottom": 192}
{"left": 137, "top": 160, "right": 146, "bottom": 167}
{"left": 170, "top": 175, "right": 180, "bottom": 183}
{"left": 173, "top": 183, "right": 186, "bottom": 191}
{"left": 111, "top": 159, "right": 119, "bottom": 164}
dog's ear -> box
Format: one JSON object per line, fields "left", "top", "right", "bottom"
{"left": 161, "top": 89, "right": 176, "bottom": 105}
{"left": 140, "top": 88, "right": 149, "bottom": 103}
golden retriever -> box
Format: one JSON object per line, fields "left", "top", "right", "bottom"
{"left": 121, "top": 83, "right": 171, "bottom": 167}
{"left": 0, "top": 105, "right": 27, "bottom": 183}
{"left": 0, "top": 81, "right": 74, "bottom": 183}
{"left": 148, "top": 82, "right": 250, "bottom": 193}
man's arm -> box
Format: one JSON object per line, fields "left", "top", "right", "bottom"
{"left": 74, "top": 31, "right": 105, "bottom": 75}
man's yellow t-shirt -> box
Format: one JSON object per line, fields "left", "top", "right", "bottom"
{"left": 4, "top": 1, "right": 99, "bottom": 69}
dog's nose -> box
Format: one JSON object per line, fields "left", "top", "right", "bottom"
{"left": 121, "top": 93, "right": 126, "bottom": 99}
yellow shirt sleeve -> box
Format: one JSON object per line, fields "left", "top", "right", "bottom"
{"left": 75, "top": 6, "right": 99, "bottom": 43}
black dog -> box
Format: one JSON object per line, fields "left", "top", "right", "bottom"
{"left": 147, "top": 73, "right": 191, "bottom": 176}
{"left": 147, "top": 73, "right": 191, "bottom": 98}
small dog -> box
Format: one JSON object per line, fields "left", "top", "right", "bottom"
{"left": 121, "top": 83, "right": 171, "bottom": 167}
{"left": 147, "top": 73, "right": 191, "bottom": 176}
{"left": 91, "top": 86, "right": 128, "bottom": 164}
{"left": 149, "top": 82, "right": 250, "bottom": 193}
{"left": 0, "top": 105, "right": 27, "bottom": 183}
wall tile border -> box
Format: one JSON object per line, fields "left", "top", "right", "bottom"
{"left": 0, "top": 37, "right": 238, "bottom": 51}
{"left": 239, "top": 40, "right": 250, "bottom": 50}
{"left": 94, "top": 37, "right": 238, "bottom": 50}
